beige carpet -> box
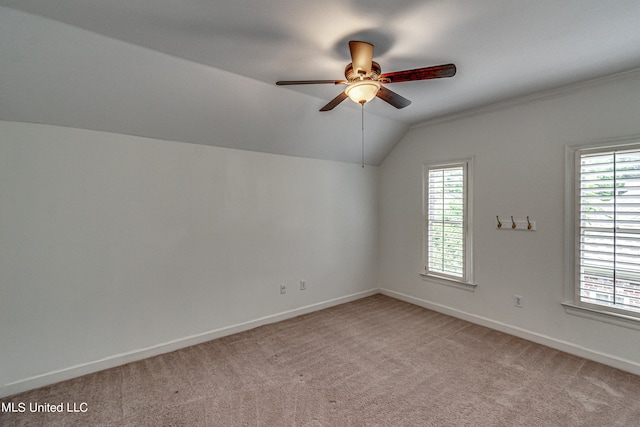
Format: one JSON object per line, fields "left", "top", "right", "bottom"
{"left": 2, "top": 294, "right": 640, "bottom": 426}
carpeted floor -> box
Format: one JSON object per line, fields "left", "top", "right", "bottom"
{"left": 2, "top": 294, "right": 640, "bottom": 426}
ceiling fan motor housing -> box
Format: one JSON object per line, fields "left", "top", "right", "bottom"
{"left": 345, "top": 61, "right": 381, "bottom": 82}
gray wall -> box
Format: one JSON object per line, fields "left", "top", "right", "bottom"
{"left": 0, "top": 122, "right": 379, "bottom": 396}
{"left": 378, "top": 70, "right": 640, "bottom": 374}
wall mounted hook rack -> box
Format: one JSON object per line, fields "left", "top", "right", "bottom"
{"left": 496, "top": 215, "right": 536, "bottom": 231}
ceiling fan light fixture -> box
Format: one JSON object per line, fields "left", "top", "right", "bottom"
{"left": 276, "top": 41, "right": 456, "bottom": 112}
{"left": 345, "top": 80, "right": 380, "bottom": 104}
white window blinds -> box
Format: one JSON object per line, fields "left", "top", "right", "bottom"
{"left": 578, "top": 147, "right": 640, "bottom": 315}
{"left": 427, "top": 164, "right": 466, "bottom": 280}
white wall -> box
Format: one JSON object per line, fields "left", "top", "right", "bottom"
{"left": 0, "top": 121, "right": 378, "bottom": 397}
{"left": 378, "top": 70, "right": 640, "bottom": 373}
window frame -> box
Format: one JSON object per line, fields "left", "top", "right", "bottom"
{"left": 564, "top": 136, "right": 640, "bottom": 329}
{"left": 422, "top": 158, "right": 475, "bottom": 289}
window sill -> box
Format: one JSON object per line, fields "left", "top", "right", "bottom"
{"left": 561, "top": 303, "right": 640, "bottom": 331}
{"left": 419, "top": 273, "right": 477, "bottom": 292}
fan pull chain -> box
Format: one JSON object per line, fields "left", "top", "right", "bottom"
{"left": 361, "top": 101, "right": 365, "bottom": 168}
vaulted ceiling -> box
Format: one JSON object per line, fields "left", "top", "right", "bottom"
{"left": 2, "top": 1, "right": 640, "bottom": 165}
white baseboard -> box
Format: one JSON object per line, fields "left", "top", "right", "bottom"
{"left": 1, "top": 289, "right": 378, "bottom": 398}
{"left": 380, "top": 288, "right": 640, "bottom": 376}
{"left": 7, "top": 287, "right": 636, "bottom": 398}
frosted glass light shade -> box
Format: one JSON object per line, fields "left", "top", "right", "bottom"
{"left": 345, "top": 80, "right": 380, "bottom": 104}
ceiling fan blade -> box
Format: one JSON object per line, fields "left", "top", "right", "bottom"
{"left": 376, "top": 86, "right": 411, "bottom": 109}
{"left": 276, "top": 80, "right": 347, "bottom": 85}
{"left": 379, "top": 63, "right": 456, "bottom": 83}
{"left": 349, "top": 41, "right": 374, "bottom": 75}
{"left": 320, "top": 91, "right": 349, "bottom": 111}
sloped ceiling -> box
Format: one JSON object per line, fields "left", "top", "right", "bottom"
{"left": 2, "top": 1, "right": 640, "bottom": 165}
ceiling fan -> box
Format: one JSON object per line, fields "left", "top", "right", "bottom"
{"left": 276, "top": 41, "right": 456, "bottom": 111}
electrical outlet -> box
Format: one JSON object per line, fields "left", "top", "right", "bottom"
{"left": 280, "top": 284, "right": 287, "bottom": 294}
{"left": 300, "top": 280, "right": 306, "bottom": 290}
{"left": 514, "top": 295, "right": 523, "bottom": 308}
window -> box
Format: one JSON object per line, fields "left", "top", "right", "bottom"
{"left": 423, "top": 160, "right": 473, "bottom": 286}
{"left": 570, "top": 142, "right": 640, "bottom": 320}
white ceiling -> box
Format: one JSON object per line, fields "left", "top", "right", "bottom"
{"left": 2, "top": 0, "right": 640, "bottom": 165}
